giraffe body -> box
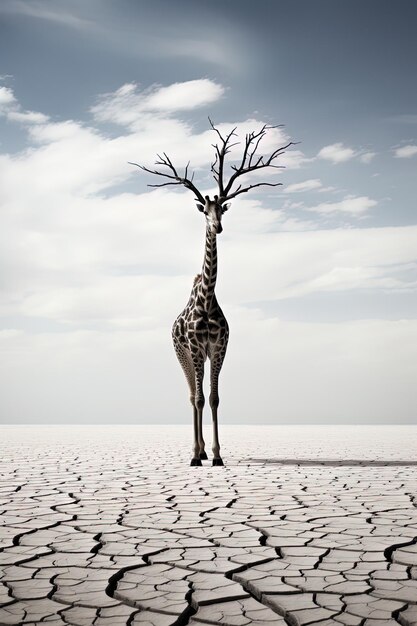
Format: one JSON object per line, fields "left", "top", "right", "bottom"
{"left": 172, "top": 198, "right": 229, "bottom": 465}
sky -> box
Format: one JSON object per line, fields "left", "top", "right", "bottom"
{"left": 0, "top": 0, "right": 416, "bottom": 425}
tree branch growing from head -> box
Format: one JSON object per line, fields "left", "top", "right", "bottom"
{"left": 129, "top": 119, "right": 297, "bottom": 206}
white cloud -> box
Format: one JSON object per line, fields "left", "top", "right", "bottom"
{"left": 285, "top": 179, "right": 322, "bottom": 193}
{"left": 305, "top": 266, "right": 404, "bottom": 292}
{"left": 91, "top": 80, "right": 225, "bottom": 128}
{"left": 1, "top": 121, "right": 130, "bottom": 196}
{"left": 90, "top": 87, "right": 304, "bottom": 172}
{"left": 318, "top": 186, "right": 336, "bottom": 193}
{"left": 282, "top": 200, "right": 304, "bottom": 210}
{"left": 317, "top": 144, "right": 376, "bottom": 165}
{"left": 0, "top": 85, "right": 16, "bottom": 107}
{"left": 306, "top": 195, "right": 377, "bottom": 216}
{"left": 359, "top": 151, "right": 376, "bottom": 164}
{"left": 0, "top": 84, "right": 50, "bottom": 126}
{"left": 1, "top": 183, "right": 414, "bottom": 321}
{"left": 318, "top": 142, "right": 356, "bottom": 163}
{"left": 221, "top": 221, "right": 417, "bottom": 302}
{"left": 278, "top": 149, "right": 309, "bottom": 170}
{"left": 7, "top": 110, "right": 49, "bottom": 124}
{"left": 394, "top": 145, "right": 417, "bottom": 158}
{"left": 144, "top": 79, "right": 225, "bottom": 111}
{"left": 0, "top": 89, "right": 410, "bottom": 319}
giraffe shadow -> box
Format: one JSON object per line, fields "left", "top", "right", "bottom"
{"left": 245, "top": 459, "right": 417, "bottom": 467}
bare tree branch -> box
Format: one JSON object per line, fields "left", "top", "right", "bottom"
{"left": 223, "top": 181, "right": 283, "bottom": 201}
{"left": 128, "top": 154, "right": 205, "bottom": 204}
{"left": 208, "top": 117, "right": 239, "bottom": 197}
{"left": 217, "top": 124, "right": 297, "bottom": 201}
{"left": 130, "top": 119, "right": 297, "bottom": 206}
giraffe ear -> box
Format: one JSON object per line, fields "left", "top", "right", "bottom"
{"left": 221, "top": 203, "right": 231, "bottom": 213}
{"left": 196, "top": 203, "right": 205, "bottom": 213}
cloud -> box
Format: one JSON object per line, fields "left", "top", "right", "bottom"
{"left": 305, "top": 195, "right": 377, "bottom": 216}
{"left": 394, "top": 145, "right": 417, "bottom": 158}
{"left": 90, "top": 87, "right": 305, "bottom": 172}
{"left": 221, "top": 221, "right": 417, "bottom": 303}
{"left": 278, "top": 149, "right": 309, "bottom": 170}
{"left": 1, "top": 181, "right": 414, "bottom": 323}
{"left": 0, "top": 85, "right": 16, "bottom": 108}
{"left": 318, "top": 186, "right": 336, "bottom": 193}
{"left": 7, "top": 110, "right": 49, "bottom": 124}
{"left": 0, "top": 89, "right": 410, "bottom": 321}
{"left": 317, "top": 144, "right": 376, "bottom": 165}
{"left": 285, "top": 179, "right": 322, "bottom": 193}
{"left": 0, "top": 84, "right": 50, "bottom": 125}
{"left": 91, "top": 80, "right": 225, "bottom": 128}
{"left": 0, "top": 93, "right": 304, "bottom": 235}
{"left": 317, "top": 142, "right": 356, "bottom": 163}
{"left": 359, "top": 151, "right": 376, "bottom": 164}
{"left": 144, "top": 80, "right": 225, "bottom": 111}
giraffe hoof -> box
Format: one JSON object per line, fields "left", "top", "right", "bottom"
{"left": 190, "top": 458, "right": 202, "bottom": 466}
{"left": 212, "top": 457, "right": 224, "bottom": 466}
{"left": 199, "top": 451, "right": 208, "bottom": 460}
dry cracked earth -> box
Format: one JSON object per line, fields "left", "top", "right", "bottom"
{"left": 0, "top": 425, "right": 416, "bottom": 626}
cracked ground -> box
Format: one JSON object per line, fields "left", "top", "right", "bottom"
{"left": 0, "top": 425, "right": 416, "bottom": 626}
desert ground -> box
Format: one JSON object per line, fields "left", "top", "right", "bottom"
{"left": 0, "top": 425, "right": 416, "bottom": 625}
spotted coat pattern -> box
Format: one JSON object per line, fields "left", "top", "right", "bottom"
{"left": 172, "top": 223, "right": 229, "bottom": 462}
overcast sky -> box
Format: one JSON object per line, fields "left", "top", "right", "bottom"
{"left": 1, "top": 0, "right": 416, "bottom": 425}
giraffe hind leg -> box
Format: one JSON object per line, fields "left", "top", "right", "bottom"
{"left": 173, "top": 340, "right": 205, "bottom": 464}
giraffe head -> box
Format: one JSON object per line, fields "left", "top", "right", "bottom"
{"left": 196, "top": 195, "right": 230, "bottom": 235}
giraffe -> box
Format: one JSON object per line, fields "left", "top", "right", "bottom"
{"left": 172, "top": 195, "right": 230, "bottom": 466}
{"left": 130, "top": 119, "right": 292, "bottom": 465}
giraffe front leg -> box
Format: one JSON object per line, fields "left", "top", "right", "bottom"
{"left": 198, "top": 407, "right": 207, "bottom": 460}
{"left": 210, "top": 359, "right": 224, "bottom": 466}
{"left": 190, "top": 404, "right": 202, "bottom": 466}
{"left": 191, "top": 360, "right": 205, "bottom": 466}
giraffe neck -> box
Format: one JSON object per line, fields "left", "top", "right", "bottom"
{"left": 199, "top": 224, "right": 218, "bottom": 310}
